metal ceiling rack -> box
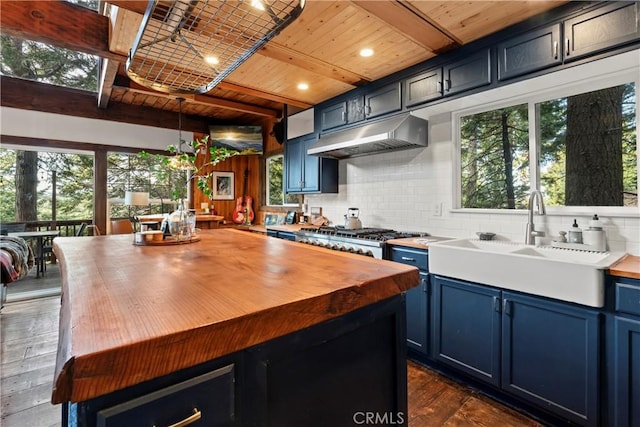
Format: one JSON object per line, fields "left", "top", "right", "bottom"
{"left": 126, "top": 0, "right": 306, "bottom": 94}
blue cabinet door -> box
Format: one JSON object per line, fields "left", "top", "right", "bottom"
{"left": 433, "top": 276, "right": 501, "bottom": 386}
{"left": 497, "top": 23, "right": 562, "bottom": 81}
{"left": 613, "top": 316, "right": 640, "bottom": 427}
{"left": 501, "top": 292, "right": 600, "bottom": 426}
{"left": 406, "top": 272, "right": 429, "bottom": 355}
{"left": 285, "top": 136, "right": 304, "bottom": 192}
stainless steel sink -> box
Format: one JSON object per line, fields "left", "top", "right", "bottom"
{"left": 428, "top": 239, "right": 626, "bottom": 307}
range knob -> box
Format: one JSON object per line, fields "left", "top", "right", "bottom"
{"left": 356, "top": 248, "right": 365, "bottom": 255}
{"left": 348, "top": 247, "right": 356, "bottom": 253}
{"left": 364, "top": 250, "right": 374, "bottom": 257}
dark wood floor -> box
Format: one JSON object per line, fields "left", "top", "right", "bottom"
{"left": 1, "top": 294, "right": 543, "bottom": 427}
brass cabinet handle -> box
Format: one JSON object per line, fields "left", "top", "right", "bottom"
{"left": 154, "top": 408, "right": 202, "bottom": 427}
{"left": 553, "top": 40, "right": 558, "bottom": 60}
{"left": 566, "top": 38, "right": 570, "bottom": 56}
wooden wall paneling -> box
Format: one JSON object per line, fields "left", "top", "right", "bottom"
{"left": 191, "top": 119, "right": 280, "bottom": 224}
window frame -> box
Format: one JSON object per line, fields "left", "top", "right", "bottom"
{"left": 452, "top": 56, "right": 639, "bottom": 217}
{"left": 265, "top": 153, "right": 298, "bottom": 208}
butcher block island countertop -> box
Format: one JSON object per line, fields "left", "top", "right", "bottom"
{"left": 52, "top": 229, "right": 419, "bottom": 407}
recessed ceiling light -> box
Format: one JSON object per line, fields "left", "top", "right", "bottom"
{"left": 251, "top": 0, "right": 265, "bottom": 11}
{"left": 360, "top": 48, "right": 374, "bottom": 57}
{"left": 297, "top": 82, "right": 309, "bottom": 90}
{"left": 205, "top": 56, "right": 219, "bottom": 65}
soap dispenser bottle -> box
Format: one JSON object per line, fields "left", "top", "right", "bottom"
{"left": 583, "top": 214, "right": 606, "bottom": 251}
{"left": 568, "top": 219, "right": 583, "bottom": 243}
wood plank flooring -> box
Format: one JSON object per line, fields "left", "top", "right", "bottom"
{"left": 1, "top": 296, "right": 543, "bottom": 427}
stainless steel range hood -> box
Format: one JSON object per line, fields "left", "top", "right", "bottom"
{"left": 307, "top": 114, "right": 428, "bottom": 159}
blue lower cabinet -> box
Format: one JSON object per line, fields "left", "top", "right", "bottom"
{"left": 501, "top": 292, "right": 600, "bottom": 426}
{"left": 433, "top": 275, "right": 600, "bottom": 426}
{"left": 433, "top": 276, "right": 501, "bottom": 387}
{"left": 613, "top": 316, "right": 640, "bottom": 427}
{"left": 406, "top": 272, "right": 429, "bottom": 355}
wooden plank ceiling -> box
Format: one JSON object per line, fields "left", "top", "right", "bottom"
{"left": 1, "top": 0, "right": 570, "bottom": 128}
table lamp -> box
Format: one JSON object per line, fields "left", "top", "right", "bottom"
{"left": 125, "top": 191, "right": 150, "bottom": 233}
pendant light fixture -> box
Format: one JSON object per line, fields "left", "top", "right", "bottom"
{"left": 169, "top": 97, "right": 194, "bottom": 170}
{"left": 126, "top": 0, "right": 306, "bottom": 94}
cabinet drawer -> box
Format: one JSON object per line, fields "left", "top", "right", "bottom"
{"left": 616, "top": 281, "right": 640, "bottom": 317}
{"left": 389, "top": 246, "right": 428, "bottom": 271}
{"left": 97, "top": 364, "right": 234, "bottom": 427}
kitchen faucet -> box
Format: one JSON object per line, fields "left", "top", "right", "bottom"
{"left": 525, "top": 190, "right": 546, "bottom": 245}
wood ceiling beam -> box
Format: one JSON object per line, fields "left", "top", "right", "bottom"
{"left": 259, "top": 43, "right": 369, "bottom": 87}
{"left": 350, "top": 1, "right": 461, "bottom": 53}
{"left": 112, "top": 76, "right": 281, "bottom": 118}
{"left": 0, "top": 0, "right": 126, "bottom": 62}
{"left": 97, "top": 59, "right": 120, "bottom": 108}
{"left": 0, "top": 76, "right": 211, "bottom": 134}
{"left": 216, "top": 82, "right": 312, "bottom": 110}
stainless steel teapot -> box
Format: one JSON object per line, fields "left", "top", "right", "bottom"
{"left": 344, "top": 208, "right": 363, "bottom": 230}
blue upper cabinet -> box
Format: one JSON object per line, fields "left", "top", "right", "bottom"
{"left": 498, "top": 2, "right": 640, "bottom": 81}
{"left": 364, "top": 82, "right": 402, "bottom": 120}
{"left": 564, "top": 1, "right": 640, "bottom": 62}
{"left": 285, "top": 134, "right": 338, "bottom": 194}
{"left": 497, "top": 24, "right": 562, "bottom": 81}
{"left": 442, "top": 49, "right": 491, "bottom": 96}
{"left": 319, "top": 101, "right": 347, "bottom": 132}
{"left": 404, "top": 68, "right": 443, "bottom": 108}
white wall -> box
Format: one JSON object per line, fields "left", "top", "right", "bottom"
{"left": 305, "top": 50, "right": 640, "bottom": 255}
{"left": 0, "top": 107, "right": 192, "bottom": 151}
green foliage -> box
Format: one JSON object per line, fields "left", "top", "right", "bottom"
{"left": 0, "top": 149, "right": 94, "bottom": 221}
{"left": 139, "top": 135, "right": 239, "bottom": 203}
{"left": 0, "top": 35, "right": 97, "bottom": 90}
{"left": 461, "top": 82, "right": 637, "bottom": 209}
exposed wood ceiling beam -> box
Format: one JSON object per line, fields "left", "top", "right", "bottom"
{"left": 216, "top": 82, "right": 311, "bottom": 110}
{"left": 98, "top": 59, "right": 119, "bottom": 108}
{"left": 112, "top": 76, "right": 281, "bottom": 118}
{"left": 0, "top": 76, "right": 210, "bottom": 134}
{"left": 0, "top": 0, "right": 126, "bottom": 62}
{"left": 259, "top": 43, "right": 369, "bottom": 87}
{"left": 350, "top": 1, "right": 461, "bottom": 53}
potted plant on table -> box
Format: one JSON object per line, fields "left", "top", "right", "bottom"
{"left": 140, "top": 135, "right": 238, "bottom": 239}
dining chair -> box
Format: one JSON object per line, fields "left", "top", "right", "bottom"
{"left": 110, "top": 219, "right": 134, "bottom": 235}
{"left": 87, "top": 224, "right": 101, "bottom": 236}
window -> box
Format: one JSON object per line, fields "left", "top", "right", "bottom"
{"left": 0, "top": 147, "right": 94, "bottom": 222}
{"left": 107, "top": 152, "right": 184, "bottom": 218}
{"left": 266, "top": 154, "right": 297, "bottom": 206}
{"left": 458, "top": 82, "right": 637, "bottom": 210}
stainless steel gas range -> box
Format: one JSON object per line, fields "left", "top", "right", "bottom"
{"left": 295, "top": 226, "right": 425, "bottom": 259}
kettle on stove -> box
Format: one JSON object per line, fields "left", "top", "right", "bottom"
{"left": 344, "top": 208, "right": 363, "bottom": 230}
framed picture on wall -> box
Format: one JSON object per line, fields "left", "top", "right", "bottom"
{"left": 211, "top": 172, "right": 234, "bottom": 200}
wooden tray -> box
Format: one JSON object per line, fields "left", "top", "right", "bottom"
{"left": 133, "top": 235, "right": 201, "bottom": 246}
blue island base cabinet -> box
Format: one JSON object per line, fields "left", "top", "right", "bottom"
{"left": 62, "top": 296, "right": 408, "bottom": 427}
{"left": 432, "top": 275, "right": 600, "bottom": 427}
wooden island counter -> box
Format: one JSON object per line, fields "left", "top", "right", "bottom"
{"left": 52, "top": 229, "right": 419, "bottom": 426}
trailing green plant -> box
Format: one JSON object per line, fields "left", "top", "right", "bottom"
{"left": 140, "top": 135, "right": 239, "bottom": 202}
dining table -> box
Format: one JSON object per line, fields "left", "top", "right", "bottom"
{"left": 8, "top": 230, "right": 60, "bottom": 278}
